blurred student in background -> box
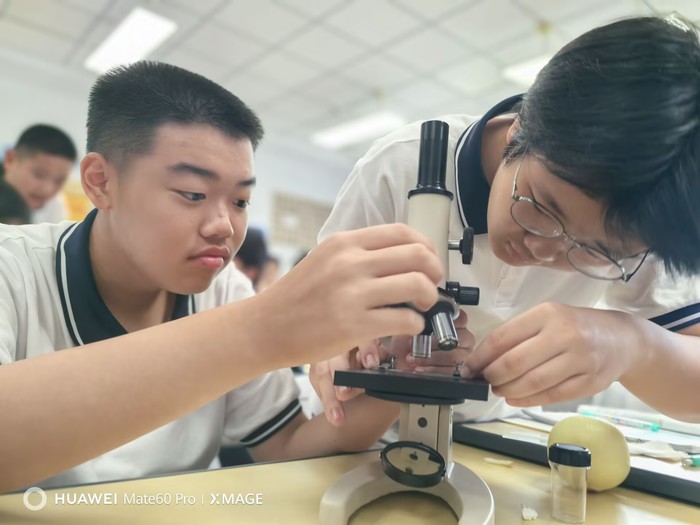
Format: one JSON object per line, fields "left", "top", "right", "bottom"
{"left": 233, "top": 227, "right": 269, "bottom": 291}
{"left": 0, "top": 175, "right": 30, "bottom": 224}
{"left": 2, "top": 124, "right": 77, "bottom": 223}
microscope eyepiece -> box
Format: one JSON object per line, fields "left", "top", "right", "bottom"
{"left": 409, "top": 120, "right": 452, "bottom": 199}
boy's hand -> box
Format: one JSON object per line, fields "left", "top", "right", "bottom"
{"left": 311, "top": 310, "right": 475, "bottom": 427}
{"left": 253, "top": 223, "right": 443, "bottom": 369}
{"left": 309, "top": 341, "right": 384, "bottom": 427}
{"left": 464, "top": 303, "right": 641, "bottom": 407}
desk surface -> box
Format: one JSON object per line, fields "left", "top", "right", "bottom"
{"left": 1, "top": 442, "right": 698, "bottom": 524}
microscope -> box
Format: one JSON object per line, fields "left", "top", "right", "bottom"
{"left": 319, "top": 121, "right": 494, "bottom": 524}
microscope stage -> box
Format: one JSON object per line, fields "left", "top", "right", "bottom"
{"left": 334, "top": 368, "right": 489, "bottom": 405}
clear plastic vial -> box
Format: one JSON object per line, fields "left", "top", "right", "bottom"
{"left": 548, "top": 443, "right": 591, "bottom": 523}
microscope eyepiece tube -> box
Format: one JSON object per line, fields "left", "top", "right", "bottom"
{"left": 414, "top": 120, "right": 450, "bottom": 194}
{"left": 407, "top": 121, "right": 453, "bottom": 288}
{"left": 407, "top": 120, "right": 458, "bottom": 360}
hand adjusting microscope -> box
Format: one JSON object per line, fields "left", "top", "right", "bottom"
{"left": 319, "top": 121, "right": 495, "bottom": 524}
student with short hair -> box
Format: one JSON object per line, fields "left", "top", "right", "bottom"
{"left": 2, "top": 123, "right": 77, "bottom": 222}
{"left": 233, "top": 227, "right": 269, "bottom": 290}
{"left": 312, "top": 16, "right": 700, "bottom": 425}
{"left": 0, "top": 61, "right": 445, "bottom": 492}
{"left": 0, "top": 176, "right": 30, "bottom": 224}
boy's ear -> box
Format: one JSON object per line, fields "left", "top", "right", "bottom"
{"left": 506, "top": 116, "right": 520, "bottom": 144}
{"left": 80, "top": 153, "right": 115, "bottom": 210}
{"left": 3, "top": 148, "right": 16, "bottom": 168}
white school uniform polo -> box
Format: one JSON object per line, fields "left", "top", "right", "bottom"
{"left": 0, "top": 209, "right": 300, "bottom": 488}
{"left": 319, "top": 96, "right": 700, "bottom": 421}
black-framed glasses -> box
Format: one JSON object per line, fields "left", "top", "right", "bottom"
{"left": 510, "top": 152, "right": 649, "bottom": 282}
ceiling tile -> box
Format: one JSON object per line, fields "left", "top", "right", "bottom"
{"left": 258, "top": 93, "right": 332, "bottom": 130}
{"left": 284, "top": 26, "right": 366, "bottom": 68}
{"left": 274, "top": 0, "right": 347, "bottom": 19}
{"left": 55, "top": 0, "right": 112, "bottom": 15}
{"left": 160, "top": 48, "right": 230, "bottom": 83}
{"left": 159, "top": 0, "right": 226, "bottom": 16}
{"left": 557, "top": 1, "right": 651, "bottom": 40}
{"left": 296, "top": 74, "right": 369, "bottom": 112}
{"left": 393, "top": 79, "right": 458, "bottom": 110}
{"left": 0, "top": 43, "right": 94, "bottom": 100}
{"left": 340, "top": 95, "right": 403, "bottom": 120}
{"left": 179, "top": 23, "right": 266, "bottom": 70}
{"left": 392, "top": 0, "right": 482, "bottom": 20}
{"left": 436, "top": 56, "right": 503, "bottom": 97}
{"left": 7, "top": 0, "right": 94, "bottom": 40}
{"left": 64, "top": 2, "right": 205, "bottom": 69}
{"left": 224, "top": 71, "right": 288, "bottom": 108}
{"left": 217, "top": 1, "right": 309, "bottom": 45}
{"left": 0, "top": 19, "right": 73, "bottom": 63}
{"left": 238, "top": 51, "right": 322, "bottom": 90}
{"left": 513, "top": 0, "right": 614, "bottom": 22}
{"left": 61, "top": 15, "right": 115, "bottom": 67}
{"left": 383, "top": 27, "right": 472, "bottom": 72}
{"left": 419, "top": 95, "right": 477, "bottom": 118}
{"left": 149, "top": 3, "right": 234, "bottom": 56}
{"left": 342, "top": 54, "right": 417, "bottom": 91}
{"left": 490, "top": 28, "right": 567, "bottom": 65}
{"left": 288, "top": 126, "right": 336, "bottom": 154}
{"left": 438, "top": 0, "right": 538, "bottom": 51}
{"left": 324, "top": 0, "right": 423, "bottom": 47}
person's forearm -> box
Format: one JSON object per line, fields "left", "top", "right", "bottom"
{"left": 281, "top": 396, "right": 399, "bottom": 459}
{"left": 620, "top": 321, "right": 700, "bottom": 422}
{"left": 0, "top": 299, "right": 275, "bottom": 493}
{"left": 0, "top": 223, "right": 443, "bottom": 492}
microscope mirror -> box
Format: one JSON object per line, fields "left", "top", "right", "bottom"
{"left": 380, "top": 441, "right": 446, "bottom": 488}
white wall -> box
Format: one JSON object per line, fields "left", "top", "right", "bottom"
{"left": 0, "top": 49, "right": 355, "bottom": 269}
{"left": 249, "top": 131, "right": 352, "bottom": 231}
{"left": 251, "top": 130, "right": 355, "bottom": 270}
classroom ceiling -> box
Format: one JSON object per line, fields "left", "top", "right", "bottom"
{"left": 1, "top": 0, "right": 698, "bottom": 162}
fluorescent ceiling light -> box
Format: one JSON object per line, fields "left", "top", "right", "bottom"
{"left": 502, "top": 54, "right": 551, "bottom": 87}
{"left": 84, "top": 7, "right": 177, "bottom": 74}
{"left": 311, "top": 112, "right": 406, "bottom": 150}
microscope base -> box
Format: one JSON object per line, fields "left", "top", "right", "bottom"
{"left": 318, "top": 457, "right": 494, "bottom": 525}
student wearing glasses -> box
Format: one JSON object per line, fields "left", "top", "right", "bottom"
{"left": 312, "top": 16, "right": 700, "bottom": 425}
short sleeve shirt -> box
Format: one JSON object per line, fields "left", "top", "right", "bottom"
{"left": 0, "top": 209, "right": 300, "bottom": 488}
{"left": 319, "top": 97, "right": 700, "bottom": 420}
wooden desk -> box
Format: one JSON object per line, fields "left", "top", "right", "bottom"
{"left": 1, "top": 443, "right": 698, "bottom": 524}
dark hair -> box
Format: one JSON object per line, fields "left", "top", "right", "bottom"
{"left": 235, "top": 227, "right": 268, "bottom": 272}
{"left": 15, "top": 124, "right": 77, "bottom": 161}
{"left": 507, "top": 16, "right": 700, "bottom": 275}
{"left": 86, "top": 61, "right": 264, "bottom": 167}
{"left": 0, "top": 178, "right": 30, "bottom": 224}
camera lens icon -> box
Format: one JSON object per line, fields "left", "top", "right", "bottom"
{"left": 23, "top": 487, "right": 47, "bottom": 511}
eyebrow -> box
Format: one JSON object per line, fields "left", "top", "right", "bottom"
{"left": 167, "top": 162, "right": 256, "bottom": 187}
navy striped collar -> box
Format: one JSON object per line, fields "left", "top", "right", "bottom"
{"left": 454, "top": 94, "right": 523, "bottom": 234}
{"left": 55, "top": 209, "right": 194, "bottom": 346}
